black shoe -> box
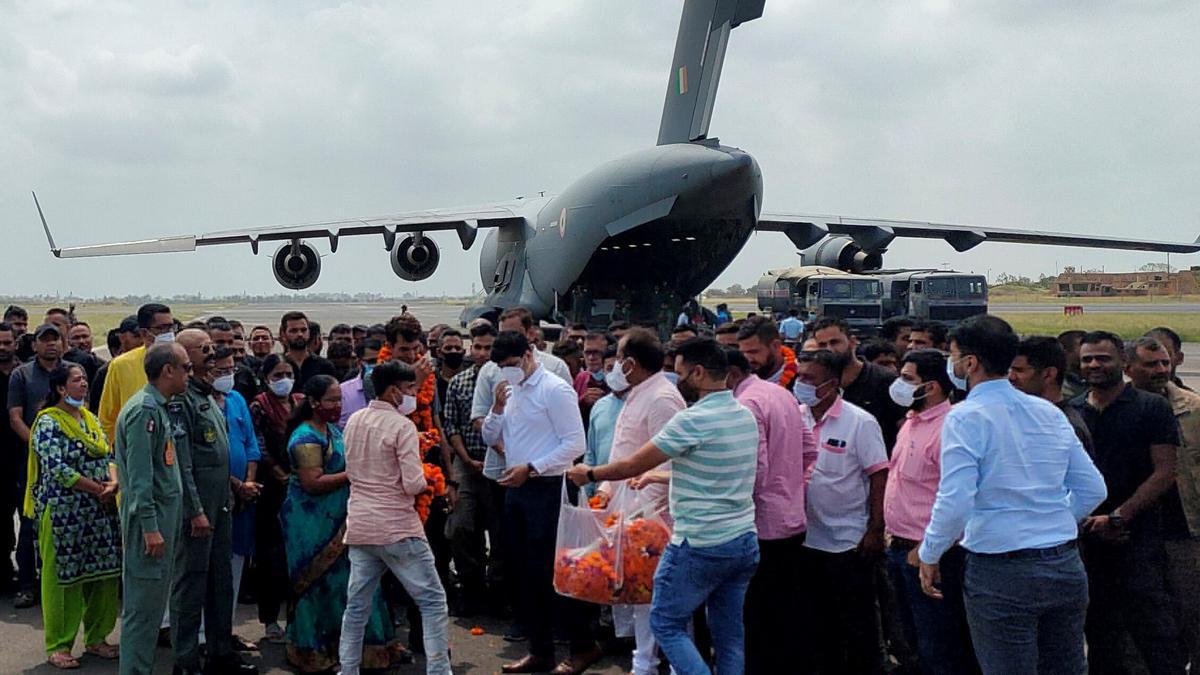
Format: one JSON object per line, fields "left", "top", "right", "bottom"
{"left": 172, "top": 666, "right": 203, "bottom": 675}
{"left": 12, "top": 590, "right": 36, "bottom": 609}
{"left": 204, "top": 653, "right": 258, "bottom": 674}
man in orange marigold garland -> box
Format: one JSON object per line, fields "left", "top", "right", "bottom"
{"left": 340, "top": 361, "right": 452, "bottom": 675}
{"left": 481, "top": 331, "right": 598, "bottom": 675}
{"left": 736, "top": 316, "right": 798, "bottom": 392}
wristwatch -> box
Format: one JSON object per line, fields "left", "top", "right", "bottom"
{"left": 587, "top": 469, "right": 596, "bottom": 484}
{"left": 526, "top": 462, "right": 539, "bottom": 478}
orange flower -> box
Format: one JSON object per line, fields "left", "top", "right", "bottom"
{"left": 414, "top": 463, "right": 448, "bottom": 524}
{"left": 614, "top": 517, "right": 671, "bottom": 604}
{"left": 469, "top": 627, "right": 485, "bottom": 636}
{"left": 779, "top": 345, "right": 799, "bottom": 390}
{"left": 554, "top": 543, "right": 620, "bottom": 604}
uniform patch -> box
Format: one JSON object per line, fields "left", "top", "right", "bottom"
{"left": 164, "top": 439, "right": 175, "bottom": 466}
{"left": 199, "top": 403, "right": 211, "bottom": 412}
{"left": 204, "top": 427, "right": 217, "bottom": 444}
{"left": 146, "top": 418, "right": 155, "bottom": 434}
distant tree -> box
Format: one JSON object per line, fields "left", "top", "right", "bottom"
{"left": 725, "top": 284, "right": 746, "bottom": 296}
{"left": 1139, "top": 262, "right": 1175, "bottom": 273}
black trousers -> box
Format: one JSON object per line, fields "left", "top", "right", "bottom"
{"left": 799, "top": 546, "right": 884, "bottom": 675}
{"left": 744, "top": 532, "right": 806, "bottom": 675}
{"left": 1083, "top": 530, "right": 1183, "bottom": 675}
{"left": 254, "top": 487, "right": 290, "bottom": 625}
{"left": 505, "top": 477, "right": 595, "bottom": 659}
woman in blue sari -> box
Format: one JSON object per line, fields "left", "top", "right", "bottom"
{"left": 280, "top": 375, "right": 395, "bottom": 672}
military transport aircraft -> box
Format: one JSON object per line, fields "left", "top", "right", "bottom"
{"left": 34, "top": 0, "right": 1200, "bottom": 329}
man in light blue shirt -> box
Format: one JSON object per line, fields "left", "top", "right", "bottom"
{"left": 918, "top": 316, "right": 1107, "bottom": 675}
{"left": 583, "top": 392, "right": 624, "bottom": 497}
{"left": 778, "top": 309, "right": 805, "bottom": 346}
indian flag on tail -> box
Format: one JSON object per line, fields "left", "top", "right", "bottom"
{"left": 678, "top": 65, "right": 688, "bottom": 95}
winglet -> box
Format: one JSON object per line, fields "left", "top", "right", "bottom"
{"left": 32, "top": 191, "right": 62, "bottom": 257}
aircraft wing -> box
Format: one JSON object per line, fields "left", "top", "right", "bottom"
{"left": 33, "top": 192, "right": 525, "bottom": 258}
{"left": 757, "top": 211, "right": 1200, "bottom": 254}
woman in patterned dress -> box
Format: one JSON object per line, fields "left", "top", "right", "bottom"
{"left": 25, "top": 364, "right": 121, "bottom": 669}
{"left": 278, "top": 374, "right": 395, "bottom": 672}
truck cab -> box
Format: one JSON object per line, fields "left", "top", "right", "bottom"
{"left": 877, "top": 270, "right": 987, "bottom": 324}
{"left": 758, "top": 266, "right": 883, "bottom": 335}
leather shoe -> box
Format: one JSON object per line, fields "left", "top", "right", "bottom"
{"left": 501, "top": 654, "right": 557, "bottom": 673}
{"left": 204, "top": 654, "right": 258, "bottom": 674}
{"left": 550, "top": 646, "right": 603, "bottom": 675}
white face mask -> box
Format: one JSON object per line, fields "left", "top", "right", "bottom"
{"left": 268, "top": 378, "right": 294, "bottom": 397}
{"left": 605, "top": 359, "right": 631, "bottom": 392}
{"left": 888, "top": 378, "right": 926, "bottom": 408}
{"left": 500, "top": 365, "right": 525, "bottom": 388}
{"left": 947, "top": 357, "right": 969, "bottom": 391}
{"left": 794, "top": 379, "right": 835, "bottom": 407}
{"left": 212, "top": 374, "right": 235, "bottom": 394}
{"left": 396, "top": 393, "right": 417, "bottom": 416}
{"left": 154, "top": 331, "right": 176, "bottom": 344}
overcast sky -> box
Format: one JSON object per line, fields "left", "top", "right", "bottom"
{"left": 2, "top": 0, "right": 1198, "bottom": 298}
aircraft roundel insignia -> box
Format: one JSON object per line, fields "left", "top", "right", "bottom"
{"left": 558, "top": 208, "right": 568, "bottom": 238}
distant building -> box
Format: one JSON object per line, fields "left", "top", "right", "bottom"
{"left": 1053, "top": 266, "right": 1200, "bottom": 297}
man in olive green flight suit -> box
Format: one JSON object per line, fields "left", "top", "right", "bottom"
{"left": 170, "top": 330, "right": 257, "bottom": 674}
{"left": 115, "top": 343, "right": 190, "bottom": 675}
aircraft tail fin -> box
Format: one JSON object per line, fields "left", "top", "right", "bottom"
{"left": 657, "top": 0, "right": 764, "bottom": 146}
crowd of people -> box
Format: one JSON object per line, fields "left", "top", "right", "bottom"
{"left": 0, "top": 300, "right": 1197, "bottom": 675}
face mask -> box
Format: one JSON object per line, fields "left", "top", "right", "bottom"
{"left": 396, "top": 394, "right": 418, "bottom": 416}
{"left": 363, "top": 363, "right": 375, "bottom": 377}
{"left": 675, "top": 371, "right": 698, "bottom": 403}
{"left": 794, "top": 379, "right": 835, "bottom": 407}
{"left": 500, "top": 365, "right": 525, "bottom": 388}
{"left": 663, "top": 372, "right": 679, "bottom": 385}
{"left": 154, "top": 331, "right": 176, "bottom": 344}
{"left": 590, "top": 369, "right": 605, "bottom": 382}
{"left": 441, "top": 352, "right": 465, "bottom": 369}
{"left": 212, "top": 374, "right": 235, "bottom": 394}
{"left": 269, "top": 378, "right": 294, "bottom": 397}
{"left": 315, "top": 405, "right": 342, "bottom": 424}
{"left": 947, "top": 357, "right": 969, "bottom": 392}
{"left": 888, "top": 378, "right": 927, "bottom": 408}
{"left": 65, "top": 395, "right": 86, "bottom": 408}
{"left": 605, "top": 360, "right": 631, "bottom": 392}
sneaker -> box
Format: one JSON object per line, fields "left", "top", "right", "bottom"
{"left": 13, "top": 591, "right": 36, "bottom": 609}
{"left": 263, "top": 623, "right": 285, "bottom": 645}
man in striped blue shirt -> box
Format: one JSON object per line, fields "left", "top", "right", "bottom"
{"left": 568, "top": 338, "right": 760, "bottom": 675}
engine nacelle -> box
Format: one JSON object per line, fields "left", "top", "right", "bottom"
{"left": 272, "top": 242, "right": 321, "bottom": 290}
{"left": 801, "top": 236, "right": 884, "bottom": 273}
{"left": 391, "top": 235, "right": 440, "bottom": 281}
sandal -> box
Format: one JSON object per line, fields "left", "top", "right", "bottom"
{"left": 85, "top": 642, "right": 119, "bottom": 659}
{"left": 47, "top": 651, "right": 80, "bottom": 669}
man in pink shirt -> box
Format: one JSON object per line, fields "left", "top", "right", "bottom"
{"left": 339, "top": 361, "right": 453, "bottom": 675}
{"left": 883, "top": 349, "right": 977, "bottom": 675}
{"left": 593, "top": 328, "right": 685, "bottom": 675}
{"left": 724, "top": 348, "right": 818, "bottom": 675}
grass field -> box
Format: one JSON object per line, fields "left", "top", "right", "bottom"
{"left": 992, "top": 311, "right": 1200, "bottom": 341}
{"left": 987, "top": 286, "right": 1200, "bottom": 304}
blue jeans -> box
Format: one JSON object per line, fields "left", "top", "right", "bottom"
{"left": 340, "top": 539, "right": 451, "bottom": 675}
{"left": 650, "top": 533, "right": 759, "bottom": 675}
{"left": 963, "top": 544, "right": 1088, "bottom": 675}
{"left": 885, "top": 545, "right": 978, "bottom": 675}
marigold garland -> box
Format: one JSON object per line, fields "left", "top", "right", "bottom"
{"left": 779, "top": 345, "right": 799, "bottom": 390}
{"left": 415, "top": 463, "right": 447, "bottom": 524}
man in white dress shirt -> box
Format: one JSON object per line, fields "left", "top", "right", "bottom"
{"left": 481, "top": 331, "right": 600, "bottom": 675}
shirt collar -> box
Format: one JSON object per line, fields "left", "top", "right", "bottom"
{"left": 367, "top": 399, "right": 396, "bottom": 412}
{"left": 521, "top": 364, "right": 546, "bottom": 388}
{"left": 907, "top": 398, "right": 951, "bottom": 422}
{"left": 965, "top": 377, "right": 1011, "bottom": 398}
{"left": 821, "top": 396, "right": 845, "bottom": 420}
{"left": 733, "top": 374, "right": 761, "bottom": 397}
{"left": 1166, "top": 383, "right": 1199, "bottom": 416}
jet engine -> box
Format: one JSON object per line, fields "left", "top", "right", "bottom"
{"left": 390, "top": 234, "right": 440, "bottom": 281}
{"left": 801, "top": 236, "right": 884, "bottom": 273}
{"left": 272, "top": 241, "right": 321, "bottom": 290}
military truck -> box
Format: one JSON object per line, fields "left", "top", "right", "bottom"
{"left": 874, "top": 269, "right": 988, "bottom": 324}
{"left": 757, "top": 266, "right": 883, "bottom": 335}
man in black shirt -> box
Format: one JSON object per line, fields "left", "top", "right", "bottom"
{"left": 0, "top": 322, "right": 21, "bottom": 593}
{"left": 1070, "top": 330, "right": 1183, "bottom": 675}
{"left": 810, "top": 316, "right": 906, "bottom": 454}
{"left": 279, "top": 312, "right": 336, "bottom": 391}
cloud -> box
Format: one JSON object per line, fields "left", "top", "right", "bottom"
{"left": 0, "top": 0, "right": 1196, "bottom": 299}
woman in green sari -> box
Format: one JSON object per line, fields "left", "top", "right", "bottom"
{"left": 25, "top": 364, "right": 121, "bottom": 670}
{"left": 279, "top": 374, "right": 396, "bottom": 673}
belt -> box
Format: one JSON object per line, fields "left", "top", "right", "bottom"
{"left": 889, "top": 536, "right": 920, "bottom": 552}
{"left": 974, "top": 540, "right": 1077, "bottom": 560}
